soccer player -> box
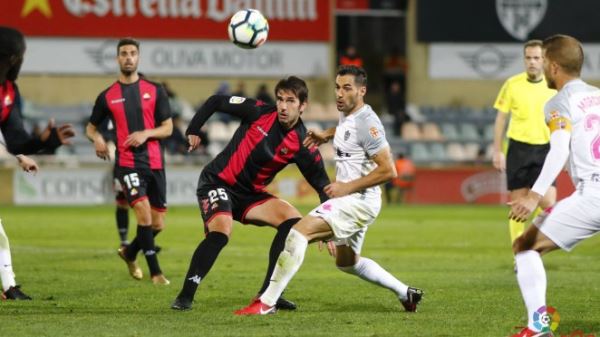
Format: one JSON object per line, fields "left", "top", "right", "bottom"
{"left": 493, "top": 40, "right": 557, "bottom": 244}
{"left": 0, "top": 26, "right": 75, "bottom": 300}
{"left": 235, "top": 65, "right": 423, "bottom": 316}
{"left": 86, "top": 38, "right": 172, "bottom": 285}
{"left": 508, "top": 35, "right": 600, "bottom": 337}
{"left": 170, "top": 76, "right": 330, "bottom": 311}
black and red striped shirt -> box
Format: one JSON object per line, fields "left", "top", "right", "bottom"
{"left": 0, "top": 80, "right": 61, "bottom": 155}
{"left": 187, "top": 95, "right": 330, "bottom": 202}
{"left": 90, "top": 79, "right": 172, "bottom": 170}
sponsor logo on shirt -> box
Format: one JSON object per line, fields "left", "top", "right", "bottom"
{"left": 344, "top": 130, "right": 351, "bottom": 141}
{"left": 111, "top": 98, "right": 125, "bottom": 104}
{"left": 369, "top": 127, "right": 379, "bottom": 138}
{"left": 230, "top": 96, "right": 246, "bottom": 104}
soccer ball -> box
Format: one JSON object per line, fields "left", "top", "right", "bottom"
{"left": 228, "top": 9, "right": 269, "bottom": 49}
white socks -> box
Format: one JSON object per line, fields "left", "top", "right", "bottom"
{"left": 338, "top": 257, "right": 409, "bottom": 300}
{"left": 260, "top": 229, "right": 308, "bottom": 306}
{"left": 0, "top": 220, "right": 16, "bottom": 292}
{"left": 515, "top": 250, "right": 547, "bottom": 331}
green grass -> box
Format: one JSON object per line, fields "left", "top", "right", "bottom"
{"left": 1, "top": 205, "right": 599, "bottom": 337}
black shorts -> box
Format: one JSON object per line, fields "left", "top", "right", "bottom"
{"left": 197, "top": 182, "right": 275, "bottom": 233}
{"left": 115, "top": 166, "right": 167, "bottom": 211}
{"left": 506, "top": 139, "right": 551, "bottom": 190}
{"left": 113, "top": 165, "right": 128, "bottom": 206}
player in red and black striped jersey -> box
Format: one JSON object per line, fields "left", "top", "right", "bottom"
{"left": 171, "top": 77, "right": 330, "bottom": 311}
{"left": 86, "top": 38, "right": 173, "bottom": 285}
{"left": 0, "top": 26, "right": 75, "bottom": 300}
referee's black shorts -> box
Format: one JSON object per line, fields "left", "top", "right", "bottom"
{"left": 506, "top": 138, "right": 553, "bottom": 190}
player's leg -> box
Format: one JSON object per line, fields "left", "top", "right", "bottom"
{"left": 172, "top": 185, "right": 234, "bottom": 310}
{"left": 129, "top": 198, "right": 165, "bottom": 281}
{"left": 236, "top": 215, "right": 332, "bottom": 315}
{"left": 243, "top": 197, "right": 302, "bottom": 309}
{"left": 335, "top": 236, "right": 422, "bottom": 312}
{"left": 0, "top": 219, "right": 31, "bottom": 300}
{"left": 508, "top": 188, "right": 529, "bottom": 242}
{"left": 114, "top": 171, "right": 130, "bottom": 247}
{"left": 510, "top": 191, "right": 600, "bottom": 336}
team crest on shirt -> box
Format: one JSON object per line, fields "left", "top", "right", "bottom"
{"left": 3, "top": 95, "right": 12, "bottom": 106}
{"left": 142, "top": 93, "right": 151, "bottom": 100}
{"left": 201, "top": 199, "right": 210, "bottom": 213}
{"left": 369, "top": 127, "right": 379, "bottom": 138}
{"left": 229, "top": 96, "right": 246, "bottom": 104}
{"left": 344, "top": 130, "right": 351, "bottom": 141}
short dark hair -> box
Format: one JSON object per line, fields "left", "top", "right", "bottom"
{"left": 117, "top": 38, "right": 140, "bottom": 55}
{"left": 0, "top": 26, "right": 25, "bottom": 59}
{"left": 337, "top": 65, "right": 367, "bottom": 87}
{"left": 543, "top": 34, "right": 584, "bottom": 76}
{"left": 274, "top": 76, "right": 308, "bottom": 104}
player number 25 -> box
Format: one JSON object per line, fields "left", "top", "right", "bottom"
{"left": 208, "top": 188, "right": 229, "bottom": 203}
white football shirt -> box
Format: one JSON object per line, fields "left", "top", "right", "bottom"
{"left": 544, "top": 79, "right": 600, "bottom": 184}
{"left": 332, "top": 104, "right": 389, "bottom": 199}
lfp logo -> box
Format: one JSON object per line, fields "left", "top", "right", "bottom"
{"left": 533, "top": 306, "right": 560, "bottom": 333}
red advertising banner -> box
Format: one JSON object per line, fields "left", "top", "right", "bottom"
{"left": 1, "top": 0, "right": 332, "bottom": 41}
{"left": 406, "top": 167, "right": 575, "bottom": 204}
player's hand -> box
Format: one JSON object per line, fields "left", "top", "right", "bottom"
{"left": 508, "top": 192, "right": 542, "bottom": 222}
{"left": 124, "top": 130, "right": 149, "bottom": 148}
{"left": 324, "top": 182, "right": 351, "bottom": 198}
{"left": 94, "top": 138, "right": 109, "bottom": 160}
{"left": 492, "top": 151, "right": 506, "bottom": 172}
{"left": 187, "top": 135, "right": 201, "bottom": 152}
{"left": 303, "top": 130, "right": 328, "bottom": 149}
{"left": 318, "top": 240, "right": 337, "bottom": 257}
{"left": 16, "top": 155, "right": 39, "bottom": 174}
{"left": 40, "top": 119, "right": 75, "bottom": 145}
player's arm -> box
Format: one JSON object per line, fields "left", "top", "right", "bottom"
{"left": 325, "top": 146, "right": 396, "bottom": 198}
{"left": 186, "top": 95, "right": 260, "bottom": 136}
{"left": 87, "top": 94, "right": 110, "bottom": 160}
{"left": 492, "top": 110, "right": 509, "bottom": 171}
{"left": 303, "top": 127, "right": 336, "bottom": 149}
{"left": 1, "top": 91, "right": 73, "bottom": 155}
{"left": 295, "top": 146, "right": 331, "bottom": 203}
{"left": 492, "top": 80, "right": 511, "bottom": 172}
{"left": 15, "top": 154, "right": 39, "bottom": 174}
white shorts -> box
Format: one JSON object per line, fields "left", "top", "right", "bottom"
{"left": 536, "top": 185, "right": 600, "bottom": 251}
{"left": 308, "top": 194, "right": 381, "bottom": 254}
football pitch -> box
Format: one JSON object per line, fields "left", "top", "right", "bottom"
{"left": 1, "top": 205, "right": 599, "bottom": 337}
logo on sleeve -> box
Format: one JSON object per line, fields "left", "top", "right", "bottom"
{"left": 369, "top": 127, "right": 380, "bottom": 138}
{"left": 229, "top": 96, "right": 246, "bottom": 104}
{"left": 344, "top": 130, "right": 351, "bottom": 141}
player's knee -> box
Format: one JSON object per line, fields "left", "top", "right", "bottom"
{"left": 512, "top": 236, "right": 529, "bottom": 254}
{"left": 337, "top": 264, "right": 357, "bottom": 275}
{"left": 206, "top": 231, "right": 229, "bottom": 249}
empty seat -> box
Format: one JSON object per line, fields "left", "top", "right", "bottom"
{"left": 401, "top": 122, "right": 422, "bottom": 140}
{"left": 207, "top": 121, "right": 229, "bottom": 141}
{"left": 422, "top": 123, "right": 444, "bottom": 141}
{"left": 410, "top": 142, "right": 431, "bottom": 163}
{"left": 463, "top": 142, "right": 482, "bottom": 160}
{"left": 483, "top": 124, "right": 495, "bottom": 141}
{"left": 429, "top": 143, "right": 447, "bottom": 161}
{"left": 446, "top": 143, "right": 466, "bottom": 161}
{"left": 441, "top": 123, "right": 460, "bottom": 141}
{"left": 460, "top": 123, "right": 480, "bottom": 141}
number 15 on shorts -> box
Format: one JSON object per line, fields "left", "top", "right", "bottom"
{"left": 124, "top": 172, "right": 140, "bottom": 196}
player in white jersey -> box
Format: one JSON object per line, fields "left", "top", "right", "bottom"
{"left": 508, "top": 35, "right": 600, "bottom": 337}
{"left": 235, "top": 65, "right": 423, "bottom": 316}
